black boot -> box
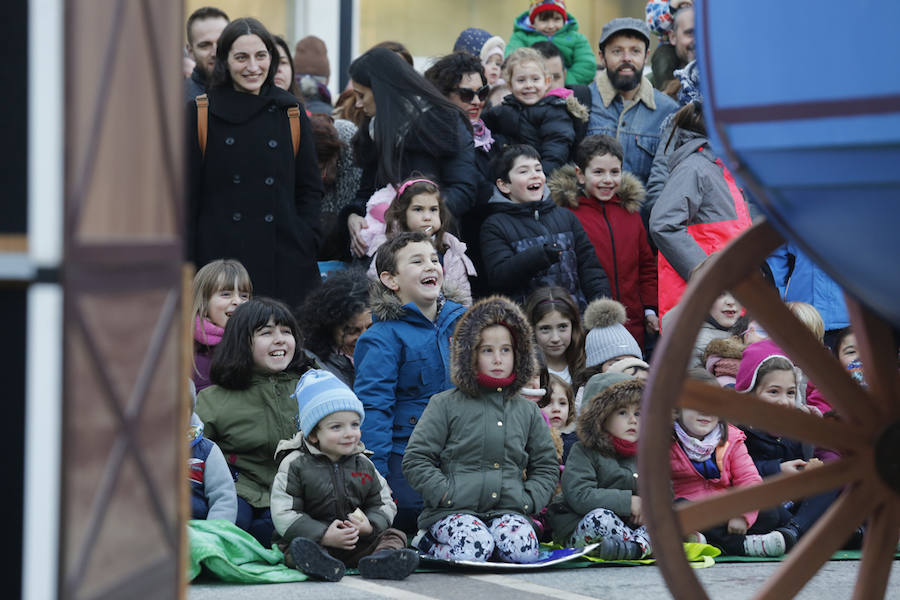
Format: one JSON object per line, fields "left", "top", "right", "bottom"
{"left": 288, "top": 537, "right": 346, "bottom": 582}
{"left": 591, "top": 538, "right": 643, "bottom": 561}
{"left": 358, "top": 548, "right": 420, "bottom": 580}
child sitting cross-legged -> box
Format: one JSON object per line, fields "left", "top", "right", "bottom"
{"left": 548, "top": 375, "right": 651, "bottom": 560}
{"left": 402, "top": 296, "right": 560, "bottom": 563}
{"left": 271, "top": 370, "right": 419, "bottom": 582}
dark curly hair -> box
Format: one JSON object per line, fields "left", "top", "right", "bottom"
{"left": 297, "top": 268, "right": 370, "bottom": 359}
{"left": 423, "top": 51, "right": 487, "bottom": 96}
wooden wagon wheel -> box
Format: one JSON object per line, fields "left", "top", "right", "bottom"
{"left": 639, "top": 220, "right": 900, "bottom": 599}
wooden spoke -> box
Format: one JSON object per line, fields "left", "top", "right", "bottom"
{"left": 845, "top": 296, "right": 900, "bottom": 421}
{"left": 680, "top": 380, "right": 871, "bottom": 453}
{"left": 732, "top": 273, "right": 876, "bottom": 429}
{"left": 853, "top": 501, "right": 900, "bottom": 600}
{"left": 757, "top": 480, "right": 879, "bottom": 600}
{"left": 676, "top": 455, "right": 867, "bottom": 535}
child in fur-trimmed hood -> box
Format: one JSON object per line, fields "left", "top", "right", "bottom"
{"left": 402, "top": 296, "right": 559, "bottom": 563}
{"left": 548, "top": 378, "right": 651, "bottom": 560}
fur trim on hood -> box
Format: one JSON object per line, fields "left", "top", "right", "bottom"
{"left": 584, "top": 297, "right": 627, "bottom": 330}
{"left": 576, "top": 378, "right": 644, "bottom": 457}
{"left": 368, "top": 278, "right": 467, "bottom": 322}
{"left": 451, "top": 295, "right": 534, "bottom": 399}
{"left": 548, "top": 164, "right": 645, "bottom": 211}
{"left": 566, "top": 95, "right": 590, "bottom": 122}
{"left": 703, "top": 336, "right": 746, "bottom": 363}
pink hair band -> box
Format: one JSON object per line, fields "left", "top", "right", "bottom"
{"left": 397, "top": 178, "right": 437, "bottom": 197}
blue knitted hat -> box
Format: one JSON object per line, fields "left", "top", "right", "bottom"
{"left": 292, "top": 369, "right": 364, "bottom": 436}
{"left": 453, "top": 28, "right": 493, "bottom": 56}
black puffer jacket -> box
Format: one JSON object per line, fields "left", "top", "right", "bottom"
{"left": 479, "top": 190, "right": 611, "bottom": 309}
{"left": 483, "top": 93, "right": 587, "bottom": 175}
{"left": 347, "top": 108, "right": 478, "bottom": 220}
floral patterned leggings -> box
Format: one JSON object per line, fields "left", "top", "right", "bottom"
{"left": 427, "top": 513, "right": 539, "bottom": 563}
{"left": 569, "top": 508, "right": 652, "bottom": 556}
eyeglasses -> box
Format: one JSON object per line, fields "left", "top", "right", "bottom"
{"left": 451, "top": 85, "right": 490, "bottom": 103}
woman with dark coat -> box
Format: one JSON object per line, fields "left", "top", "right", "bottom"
{"left": 342, "top": 47, "right": 478, "bottom": 258}
{"left": 423, "top": 51, "right": 500, "bottom": 298}
{"left": 187, "top": 18, "right": 324, "bottom": 310}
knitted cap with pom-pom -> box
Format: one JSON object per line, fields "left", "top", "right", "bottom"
{"left": 584, "top": 298, "right": 642, "bottom": 368}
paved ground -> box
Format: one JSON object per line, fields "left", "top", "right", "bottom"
{"left": 188, "top": 559, "right": 900, "bottom": 599}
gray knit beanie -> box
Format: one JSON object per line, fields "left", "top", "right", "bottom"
{"left": 292, "top": 369, "right": 364, "bottom": 436}
{"left": 583, "top": 298, "right": 642, "bottom": 368}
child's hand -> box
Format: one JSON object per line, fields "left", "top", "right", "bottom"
{"left": 805, "top": 457, "right": 823, "bottom": 469}
{"left": 780, "top": 459, "right": 807, "bottom": 474}
{"left": 727, "top": 517, "right": 747, "bottom": 535}
{"left": 630, "top": 496, "right": 644, "bottom": 526}
{"left": 644, "top": 313, "right": 660, "bottom": 334}
{"left": 347, "top": 214, "right": 369, "bottom": 257}
{"left": 321, "top": 519, "right": 359, "bottom": 550}
{"left": 347, "top": 508, "right": 373, "bottom": 536}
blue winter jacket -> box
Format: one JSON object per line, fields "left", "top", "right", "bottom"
{"left": 354, "top": 286, "right": 466, "bottom": 477}
{"left": 587, "top": 73, "right": 678, "bottom": 186}
{"left": 766, "top": 243, "right": 849, "bottom": 331}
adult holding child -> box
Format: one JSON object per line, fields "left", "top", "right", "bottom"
{"left": 344, "top": 47, "right": 478, "bottom": 258}
{"left": 187, "top": 18, "right": 324, "bottom": 310}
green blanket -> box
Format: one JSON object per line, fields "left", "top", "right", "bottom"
{"left": 187, "top": 520, "right": 307, "bottom": 583}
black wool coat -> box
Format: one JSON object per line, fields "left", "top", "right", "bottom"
{"left": 187, "top": 84, "right": 324, "bottom": 310}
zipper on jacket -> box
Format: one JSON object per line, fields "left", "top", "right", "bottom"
{"left": 332, "top": 462, "right": 348, "bottom": 517}
{"left": 534, "top": 209, "right": 539, "bottom": 221}
{"left": 601, "top": 203, "right": 621, "bottom": 300}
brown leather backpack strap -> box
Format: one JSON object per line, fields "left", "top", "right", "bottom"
{"left": 196, "top": 94, "right": 209, "bottom": 158}
{"left": 287, "top": 105, "right": 301, "bottom": 156}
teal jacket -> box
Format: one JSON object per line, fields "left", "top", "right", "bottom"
{"left": 506, "top": 10, "right": 597, "bottom": 86}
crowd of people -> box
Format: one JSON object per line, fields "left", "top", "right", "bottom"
{"left": 183, "top": 0, "right": 884, "bottom": 584}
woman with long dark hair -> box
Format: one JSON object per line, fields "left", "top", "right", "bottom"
{"left": 343, "top": 47, "right": 477, "bottom": 257}
{"left": 187, "top": 18, "right": 324, "bottom": 310}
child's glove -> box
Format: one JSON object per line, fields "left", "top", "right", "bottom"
{"left": 543, "top": 243, "right": 562, "bottom": 264}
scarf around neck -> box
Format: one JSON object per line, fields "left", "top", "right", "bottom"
{"left": 477, "top": 371, "right": 517, "bottom": 390}
{"left": 471, "top": 119, "right": 494, "bottom": 151}
{"left": 194, "top": 316, "right": 224, "bottom": 346}
{"left": 674, "top": 420, "right": 722, "bottom": 462}
{"left": 612, "top": 436, "right": 637, "bottom": 457}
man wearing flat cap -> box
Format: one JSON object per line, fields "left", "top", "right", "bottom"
{"left": 587, "top": 17, "right": 678, "bottom": 187}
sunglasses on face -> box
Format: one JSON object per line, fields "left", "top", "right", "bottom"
{"left": 452, "top": 85, "right": 490, "bottom": 103}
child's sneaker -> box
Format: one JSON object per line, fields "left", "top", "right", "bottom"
{"left": 358, "top": 548, "right": 420, "bottom": 580}
{"left": 289, "top": 537, "right": 346, "bottom": 582}
{"left": 743, "top": 531, "right": 786, "bottom": 557}
{"left": 590, "top": 538, "right": 644, "bottom": 560}
{"left": 685, "top": 531, "right": 707, "bottom": 544}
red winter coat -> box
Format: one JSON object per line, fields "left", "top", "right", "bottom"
{"left": 550, "top": 167, "right": 657, "bottom": 348}
{"left": 669, "top": 424, "right": 761, "bottom": 527}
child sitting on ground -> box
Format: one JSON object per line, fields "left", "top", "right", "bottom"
{"left": 549, "top": 378, "right": 651, "bottom": 560}
{"left": 270, "top": 370, "right": 419, "bottom": 582}
{"left": 540, "top": 374, "right": 578, "bottom": 463}
{"left": 188, "top": 381, "right": 237, "bottom": 523}
{"left": 354, "top": 232, "right": 467, "bottom": 534}
{"left": 506, "top": 0, "right": 597, "bottom": 85}
{"left": 402, "top": 296, "right": 559, "bottom": 563}
{"left": 483, "top": 49, "right": 587, "bottom": 176}
{"left": 670, "top": 369, "right": 786, "bottom": 557}
{"left": 480, "top": 144, "right": 610, "bottom": 308}
{"left": 735, "top": 340, "right": 835, "bottom": 550}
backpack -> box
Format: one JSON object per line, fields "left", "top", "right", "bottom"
{"left": 195, "top": 93, "right": 301, "bottom": 157}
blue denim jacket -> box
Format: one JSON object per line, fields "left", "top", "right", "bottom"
{"left": 587, "top": 74, "right": 678, "bottom": 185}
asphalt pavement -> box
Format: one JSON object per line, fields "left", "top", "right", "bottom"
{"left": 188, "top": 559, "right": 900, "bottom": 599}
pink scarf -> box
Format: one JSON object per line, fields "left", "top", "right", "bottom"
{"left": 471, "top": 119, "right": 494, "bottom": 152}
{"left": 674, "top": 421, "right": 722, "bottom": 462}
{"left": 194, "top": 316, "right": 224, "bottom": 346}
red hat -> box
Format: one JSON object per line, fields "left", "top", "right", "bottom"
{"left": 530, "top": 0, "right": 567, "bottom": 24}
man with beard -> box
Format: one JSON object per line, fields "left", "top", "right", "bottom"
{"left": 586, "top": 17, "right": 678, "bottom": 186}
{"left": 184, "top": 7, "right": 229, "bottom": 102}
{"left": 651, "top": 5, "right": 696, "bottom": 91}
